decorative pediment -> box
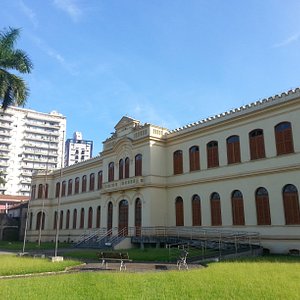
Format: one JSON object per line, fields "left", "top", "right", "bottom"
{"left": 114, "top": 116, "right": 140, "bottom": 131}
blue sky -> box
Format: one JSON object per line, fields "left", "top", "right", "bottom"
{"left": 1, "top": 0, "right": 300, "bottom": 155}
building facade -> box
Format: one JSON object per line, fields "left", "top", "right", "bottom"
{"left": 0, "top": 106, "right": 66, "bottom": 196}
{"left": 27, "top": 89, "right": 300, "bottom": 253}
{"left": 64, "top": 132, "right": 93, "bottom": 167}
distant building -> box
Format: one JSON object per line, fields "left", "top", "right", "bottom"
{"left": 0, "top": 106, "right": 66, "bottom": 196}
{"left": 64, "top": 132, "right": 93, "bottom": 166}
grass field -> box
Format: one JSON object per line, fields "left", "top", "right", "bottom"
{"left": 0, "top": 255, "right": 299, "bottom": 299}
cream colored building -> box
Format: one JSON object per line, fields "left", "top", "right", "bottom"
{"left": 27, "top": 88, "right": 300, "bottom": 253}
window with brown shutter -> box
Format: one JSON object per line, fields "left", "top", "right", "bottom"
{"left": 249, "top": 129, "right": 265, "bottom": 160}
{"left": 62, "top": 181, "right": 66, "bottom": 197}
{"left": 75, "top": 177, "right": 80, "bottom": 194}
{"left": 275, "top": 122, "right": 294, "bottom": 155}
{"left": 82, "top": 175, "right": 87, "bottom": 192}
{"left": 88, "top": 207, "right": 93, "bottom": 228}
{"left": 108, "top": 162, "right": 114, "bottom": 182}
{"left": 89, "top": 173, "right": 95, "bottom": 191}
{"left": 80, "top": 208, "right": 85, "bottom": 229}
{"left": 119, "top": 200, "right": 129, "bottom": 235}
{"left": 119, "top": 159, "right": 124, "bottom": 179}
{"left": 97, "top": 171, "right": 103, "bottom": 190}
{"left": 125, "top": 157, "right": 130, "bottom": 178}
{"left": 189, "top": 146, "right": 200, "bottom": 171}
{"left": 283, "top": 184, "right": 300, "bottom": 225}
{"left": 174, "top": 150, "right": 183, "bottom": 174}
{"left": 107, "top": 202, "right": 113, "bottom": 234}
{"left": 207, "top": 141, "right": 219, "bottom": 168}
{"left": 255, "top": 187, "right": 271, "bottom": 225}
{"left": 66, "top": 210, "right": 70, "bottom": 229}
{"left": 73, "top": 209, "right": 77, "bottom": 229}
{"left": 96, "top": 206, "right": 101, "bottom": 228}
{"left": 231, "top": 190, "right": 245, "bottom": 225}
{"left": 210, "top": 192, "right": 222, "bottom": 226}
{"left": 192, "top": 194, "right": 201, "bottom": 226}
{"left": 135, "top": 198, "right": 142, "bottom": 236}
{"left": 227, "top": 135, "right": 241, "bottom": 164}
{"left": 175, "top": 197, "right": 184, "bottom": 226}
{"left": 68, "top": 179, "right": 72, "bottom": 196}
{"left": 135, "top": 154, "right": 142, "bottom": 176}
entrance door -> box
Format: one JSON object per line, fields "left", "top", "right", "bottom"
{"left": 118, "top": 200, "right": 128, "bottom": 236}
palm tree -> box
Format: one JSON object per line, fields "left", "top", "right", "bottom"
{"left": 0, "top": 27, "right": 33, "bottom": 110}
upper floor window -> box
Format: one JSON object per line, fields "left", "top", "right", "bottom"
{"left": 68, "top": 179, "right": 73, "bottom": 196}
{"left": 275, "top": 122, "right": 294, "bottom": 155}
{"left": 97, "top": 171, "right": 103, "bottom": 189}
{"left": 207, "top": 141, "right": 219, "bottom": 168}
{"left": 227, "top": 135, "right": 241, "bottom": 164}
{"left": 75, "top": 177, "right": 80, "bottom": 194}
{"left": 61, "top": 181, "right": 66, "bottom": 197}
{"left": 119, "top": 159, "right": 124, "bottom": 180}
{"left": 108, "top": 162, "right": 114, "bottom": 182}
{"left": 282, "top": 184, "right": 300, "bottom": 225}
{"left": 82, "top": 175, "right": 87, "bottom": 192}
{"left": 125, "top": 157, "right": 130, "bottom": 178}
{"left": 31, "top": 184, "right": 36, "bottom": 200}
{"left": 55, "top": 182, "right": 60, "bottom": 198}
{"left": 45, "top": 184, "right": 48, "bottom": 199}
{"left": 135, "top": 154, "right": 142, "bottom": 176}
{"left": 189, "top": 146, "right": 200, "bottom": 171}
{"left": 38, "top": 184, "right": 43, "bottom": 198}
{"left": 173, "top": 150, "right": 183, "bottom": 175}
{"left": 249, "top": 129, "right": 265, "bottom": 160}
{"left": 89, "top": 173, "right": 95, "bottom": 191}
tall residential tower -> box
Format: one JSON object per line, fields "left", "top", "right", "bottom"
{"left": 0, "top": 106, "right": 66, "bottom": 196}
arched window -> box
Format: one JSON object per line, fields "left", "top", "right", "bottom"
{"left": 38, "top": 184, "right": 43, "bottom": 198}
{"left": 45, "top": 184, "right": 48, "bottom": 199}
{"left": 89, "top": 173, "right": 95, "bottom": 191}
{"left": 96, "top": 206, "right": 101, "bottom": 228}
{"left": 31, "top": 185, "right": 36, "bottom": 200}
{"left": 119, "top": 159, "right": 124, "bottom": 180}
{"left": 107, "top": 202, "right": 113, "bottom": 234}
{"left": 175, "top": 197, "right": 184, "bottom": 226}
{"left": 282, "top": 184, "right": 300, "bottom": 224}
{"left": 207, "top": 141, "right": 219, "bottom": 168}
{"left": 210, "top": 192, "right": 222, "bottom": 226}
{"left": 80, "top": 208, "right": 85, "bottom": 229}
{"left": 125, "top": 157, "right": 130, "bottom": 178}
{"left": 189, "top": 146, "right": 200, "bottom": 171}
{"left": 82, "top": 175, "right": 87, "bottom": 192}
{"left": 36, "top": 211, "right": 45, "bottom": 230}
{"left": 255, "top": 187, "right": 271, "bottom": 225}
{"left": 231, "top": 190, "right": 245, "bottom": 225}
{"left": 97, "top": 171, "right": 103, "bottom": 189}
{"left": 227, "top": 135, "right": 241, "bottom": 164}
{"left": 61, "top": 181, "right": 66, "bottom": 197}
{"left": 135, "top": 198, "right": 142, "bottom": 236}
{"left": 55, "top": 182, "right": 60, "bottom": 198}
{"left": 75, "top": 177, "right": 80, "bottom": 194}
{"left": 53, "top": 211, "right": 58, "bottom": 230}
{"left": 68, "top": 179, "right": 73, "bottom": 196}
{"left": 88, "top": 207, "right": 93, "bottom": 228}
{"left": 275, "top": 122, "right": 294, "bottom": 155}
{"left": 108, "top": 162, "right": 114, "bottom": 182}
{"left": 73, "top": 209, "right": 77, "bottom": 229}
{"left": 192, "top": 194, "right": 201, "bottom": 226}
{"left": 173, "top": 150, "right": 183, "bottom": 175}
{"left": 135, "top": 154, "right": 142, "bottom": 176}
{"left": 66, "top": 209, "right": 70, "bottom": 229}
{"left": 59, "top": 210, "right": 63, "bottom": 229}
{"left": 29, "top": 212, "right": 33, "bottom": 230}
{"left": 119, "top": 200, "right": 129, "bottom": 235}
{"left": 249, "top": 129, "right": 265, "bottom": 160}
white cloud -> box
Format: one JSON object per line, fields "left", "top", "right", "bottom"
{"left": 272, "top": 33, "right": 300, "bottom": 48}
{"left": 53, "top": 0, "right": 82, "bottom": 22}
{"left": 19, "top": 0, "right": 38, "bottom": 28}
{"left": 30, "top": 35, "right": 78, "bottom": 75}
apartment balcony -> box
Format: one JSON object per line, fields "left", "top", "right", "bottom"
{"left": 101, "top": 176, "right": 144, "bottom": 193}
{"left": 0, "top": 122, "right": 12, "bottom": 129}
{"left": 0, "top": 138, "right": 11, "bottom": 144}
{"left": 24, "top": 127, "right": 60, "bottom": 136}
{"left": 25, "top": 119, "right": 61, "bottom": 130}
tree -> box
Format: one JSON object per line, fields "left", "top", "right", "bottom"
{"left": 0, "top": 27, "right": 33, "bottom": 110}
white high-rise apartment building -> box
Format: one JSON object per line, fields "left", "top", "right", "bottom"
{"left": 0, "top": 106, "right": 66, "bottom": 196}
{"left": 65, "top": 131, "right": 93, "bottom": 166}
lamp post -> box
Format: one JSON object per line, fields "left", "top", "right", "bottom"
{"left": 54, "top": 130, "right": 65, "bottom": 258}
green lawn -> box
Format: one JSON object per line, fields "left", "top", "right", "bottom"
{"left": 0, "top": 241, "right": 72, "bottom": 251}
{"left": 0, "top": 255, "right": 299, "bottom": 299}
